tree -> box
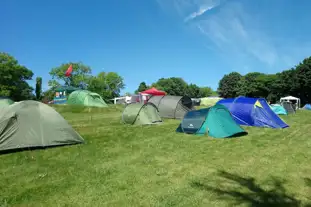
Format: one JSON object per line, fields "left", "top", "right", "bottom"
{"left": 35, "top": 77, "right": 42, "bottom": 100}
{"left": 152, "top": 77, "right": 188, "bottom": 96}
{"left": 135, "top": 82, "right": 148, "bottom": 93}
{"left": 87, "top": 71, "right": 125, "bottom": 100}
{"left": 198, "top": 87, "right": 214, "bottom": 97}
{"left": 185, "top": 83, "right": 200, "bottom": 98}
{"left": 217, "top": 72, "right": 242, "bottom": 98}
{"left": 236, "top": 72, "right": 263, "bottom": 97}
{"left": 0, "top": 52, "right": 34, "bottom": 101}
{"left": 49, "top": 62, "right": 92, "bottom": 88}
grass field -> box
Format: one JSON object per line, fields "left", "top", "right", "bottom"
{"left": 1, "top": 105, "right": 311, "bottom": 206}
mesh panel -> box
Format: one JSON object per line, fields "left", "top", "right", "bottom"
{"left": 181, "top": 110, "right": 207, "bottom": 134}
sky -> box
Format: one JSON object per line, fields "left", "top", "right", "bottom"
{"left": 1, "top": 0, "right": 311, "bottom": 94}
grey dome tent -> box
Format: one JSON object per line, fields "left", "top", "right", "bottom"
{"left": 148, "top": 95, "right": 193, "bottom": 119}
{"left": 281, "top": 101, "right": 296, "bottom": 114}
{"left": 122, "top": 103, "right": 162, "bottom": 125}
{"left": 0, "top": 100, "right": 84, "bottom": 152}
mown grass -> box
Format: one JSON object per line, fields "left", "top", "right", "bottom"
{"left": 1, "top": 105, "right": 311, "bottom": 206}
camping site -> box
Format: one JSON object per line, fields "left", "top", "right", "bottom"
{"left": 2, "top": 1, "right": 311, "bottom": 206}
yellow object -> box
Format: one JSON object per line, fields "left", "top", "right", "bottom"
{"left": 254, "top": 100, "right": 263, "bottom": 108}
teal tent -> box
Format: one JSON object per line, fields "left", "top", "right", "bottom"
{"left": 270, "top": 104, "right": 287, "bottom": 115}
{"left": 176, "top": 104, "right": 247, "bottom": 138}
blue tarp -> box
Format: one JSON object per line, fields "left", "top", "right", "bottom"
{"left": 303, "top": 104, "right": 311, "bottom": 110}
{"left": 217, "top": 97, "right": 289, "bottom": 128}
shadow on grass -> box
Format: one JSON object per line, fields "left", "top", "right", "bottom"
{"left": 190, "top": 170, "right": 311, "bottom": 207}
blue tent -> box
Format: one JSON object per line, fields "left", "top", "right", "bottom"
{"left": 217, "top": 97, "right": 289, "bottom": 128}
{"left": 303, "top": 104, "right": 311, "bottom": 110}
{"left": 270, "top": 104, "right": 287, "bottom": 115}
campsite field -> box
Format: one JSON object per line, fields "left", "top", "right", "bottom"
{"left": 1, "top": 105, "right": 311, "bottom": 206}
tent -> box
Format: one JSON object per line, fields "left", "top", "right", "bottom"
{"left": 0, "top": 100, "right": 85, "bottom": 152}
{"left": 0, "top": 98, "right": 14, "bottom": 107}
{"left": 148, "top": 95, "right": 193, "bottom": 119}
{"left": 140, "top": 87, "right": 166, "bottom": 96}
{"left": 176, "top": 104, "right": 246, "bottom": 138}
{"left": 67, "top": 90, "right": 108, "bottom": 107}
{"left": 217, "top": 97, "right": 289, "bottom": 128}
{"left": 270, "top": 104, "right": 287, "bottom": 115}
{"left": 303, "top": 104, "right": 311, "bottom": 110}
{"left": 281, "top": 102, "right": 296, "bottom": 114}
{"left": 122, "top": 103, "right": 162, "bottom": 125}
{"left": 280, "top": 96, "right": 300, "bottom": 109}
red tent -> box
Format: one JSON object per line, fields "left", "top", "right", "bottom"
{"left": 140, "top": 87, "right": 166, "bottom": 96}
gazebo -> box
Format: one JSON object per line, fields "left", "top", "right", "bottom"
{"left": 280, "top": 96, "right": 300, "bottom": 109}
{"left": 140, "top": 87, "right": 166, "bottom": 96}
{"left": 139, "top": 87, "right": 166, "bottom": 103}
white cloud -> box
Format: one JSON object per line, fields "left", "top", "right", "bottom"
{"left": 156, "top": 0, "right": 311, "bottom": 71}
{"left": 156, "top": 0, "right": 280, "bottom": 67}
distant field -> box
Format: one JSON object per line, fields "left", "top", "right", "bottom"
{"left": 1, "top": 105, "right": 311, "bottom": 206}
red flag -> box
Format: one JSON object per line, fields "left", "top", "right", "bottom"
{"left": 65, "top": 64, "right": 73, "bottom": 77}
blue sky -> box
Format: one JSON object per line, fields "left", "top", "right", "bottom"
{"left": 1, "top": 0, "right": 311, "bottom": 94}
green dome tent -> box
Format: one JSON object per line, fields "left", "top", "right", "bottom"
{"left": 176, "top": 104, "right": 247, "bottom": 138}
{"left": 67, "top": 90, "right": 108, "bottom": 107}
{"left": 0, "top": 100, "right": 84, "bottom": 152}
{"left": 0, "top": 98, "right": 14, "bottom": 107}
{"left": 122, "top": 103, "right": 162, "bottom": 125}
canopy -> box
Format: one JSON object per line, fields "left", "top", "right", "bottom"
{"left": 280, "top": 96, "right": 300, "bottom": 109}
{"left": 140, "top": 87, "right": 166, "bottom": 96}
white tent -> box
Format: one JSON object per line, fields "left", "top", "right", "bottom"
{"left": 280, "top": 96, "right": 300, "bottom": 109}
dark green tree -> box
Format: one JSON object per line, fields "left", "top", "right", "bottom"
{"left": 0, "top": 52, "right": 34, "bottom": 101}
{"left": 152, "top": 77, "right": 188, "bottom": 96}
{"left": 185, "top": 83, "right": 200, "bottom": 98}
{"left": 135, "top": 82, "right": 148, "bottom": 93}
{"left": 217, "top": 72, "right": 242, "bottom": 98}
{"left": 35, "top": 77, "right": 42, "bottom": 100}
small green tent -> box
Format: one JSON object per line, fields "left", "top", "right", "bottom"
{"left": 0, "top": 100, "right": 84, "bottom": 152}
{"left": 176, "top": 104, "right": 247, "bottom": 138}
{"left": 67, "top": 90, "right": 108, "bottom": 107}
{"left": 122, "top": 103, "right": 162, "bottom": 125}
{"left": 0, "top": 98, "right": 14, "bottom": 107}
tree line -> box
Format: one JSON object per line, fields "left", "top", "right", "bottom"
{"left": 0, "top": 52, "right": 125, "bottom": 102}
{"left": 135, "top": 78, "right": 217, "bottom": 98}
{"left": 217, "top": 56, "right": 311, "bottom": 105}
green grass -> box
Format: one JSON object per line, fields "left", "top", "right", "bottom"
{"left": 1, "top": 105, "right": 311, "bottom": 206}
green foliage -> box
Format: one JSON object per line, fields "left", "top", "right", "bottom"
{"left": 87, "top": 71, "right": 125, "bottom": 100}
{"left": 217, "top": 56, "right": 311, "bottom": 104}
{"left": 135, "top": 82, "right": 149, "bottom": 93}
{"left": 49, "top": 62, "right": 92, "bottom": 88}
{"left": 185, "top": 83, "right": 200, "bottom": 98}
{"left": 218, "top": 72, "right": 242, "bottom": 98}
{"left": 35, "top": 77, "right": 42, "bottom": 100}
{"left": 152, "top": 77, "right": 188, "bottom": 96}
{"left": 147, "top": 77, "right": 215, "bottom": 97}
{"left": 0, "top": 52, "right": 34, "bottom": 101}
{"left": 198, "top": 87, "right": 214, "bottom": 97}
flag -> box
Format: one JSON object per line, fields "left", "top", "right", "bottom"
{"left": 65, "top": 64, "right": 73, "bottom": 77}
